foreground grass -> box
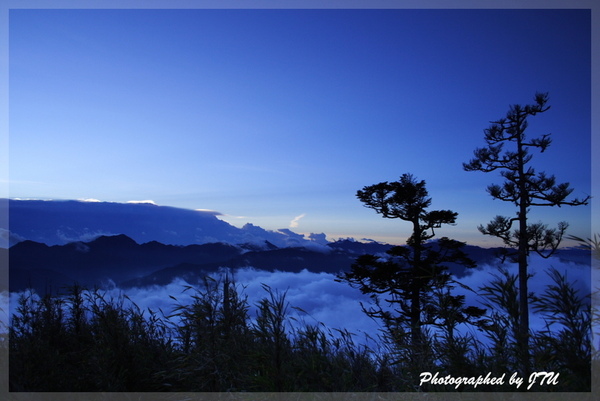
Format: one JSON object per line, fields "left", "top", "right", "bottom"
{"left": 8, "top": 270, "right": 594, "bottom": 392}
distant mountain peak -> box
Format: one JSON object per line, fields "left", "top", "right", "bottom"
{"left": 88, "top": 234, "right": 139, "bottom": 248}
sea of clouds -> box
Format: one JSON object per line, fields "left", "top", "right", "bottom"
{"left": 1, "top": 253, "right": 595, "bottom": 351}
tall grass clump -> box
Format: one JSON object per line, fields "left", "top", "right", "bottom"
{"left": 159, "top": 274, "right": 254, "bottom": 391}
{"left": 470, "top": 265, "right": 592, "bottom": 391}
{"left": 531, "top": 267, "right": 591, "bottom": 390}
{"left": 9, "top": 285, "right": 174, "bottom": 391}
{"left": 9, "top": 273, "right": 391, "bottom": 392}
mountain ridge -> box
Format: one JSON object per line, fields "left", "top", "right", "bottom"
{"left": 9, "top": 234, "right": 353, "bottom": 293}
{"left": 9, "top": 233, "right": 591, "bottom": 295}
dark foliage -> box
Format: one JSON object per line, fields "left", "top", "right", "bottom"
{"left": 7, "top": 262, "right": 594, "bottom": 392}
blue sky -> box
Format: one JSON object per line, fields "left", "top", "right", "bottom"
{"left": 7, "top": 7, "right": 593, "bottom": 246}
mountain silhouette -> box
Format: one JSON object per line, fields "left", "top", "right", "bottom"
{"left": 9, "top": 232, "right": 590, "bottom": 295}
{"left": 9, "top": 234, "right": 242, "bottom": 293}
{"left": 10, "top": 234, "right": 360, "bottom": 293}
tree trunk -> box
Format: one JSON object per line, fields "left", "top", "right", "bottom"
{"left": 410, "top": 219, "right": 423, "bottom": 360}
{"left": 516, "top": 130, "right": 530, "bottom": 379}
{"left": 518, "top": 205, "right": 530, "bottom": 377}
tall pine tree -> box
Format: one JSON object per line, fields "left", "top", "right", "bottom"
{"left": 463, "top": 92, "right": 590, "bottom": 376}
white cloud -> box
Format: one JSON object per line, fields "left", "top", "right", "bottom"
{"left": 126, "top": 200, "right": 157, "bottom": 205}
{"left": 0, "top": 228, "right": 14, "bottom": 248}
{"left": 55, "top": 229, "right": 116, "bottom": 244}
{"left": 308, "top": 233, "right": 329, "bottom": 245}
{"left": 227, "top": 267, "right": 381, "bottom": 345}
{"left": 289, "top": 213, "right": 306, "bottom": 228}
{"left": 78, "top": 198, "right": 102, "bottom": 203}
{"left": 0, "top": 291, "right": 9, "bottom": 334}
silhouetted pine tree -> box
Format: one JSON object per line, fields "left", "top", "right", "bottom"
{"left": 463, "top": 92, "right": 590, "bottom": 376}
{"left": 337, "top": 173, "right": 485, "bottom": 376}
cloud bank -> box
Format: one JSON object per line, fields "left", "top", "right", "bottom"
{"left": 3, "top": 253, "right": 593, "bottom": 350}
{"left": 5, "top": 199, "right": 327, "bottom": 248}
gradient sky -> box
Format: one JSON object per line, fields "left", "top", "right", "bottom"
{"left": 7, "top": 7, "right": 593, "bottom": 246}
